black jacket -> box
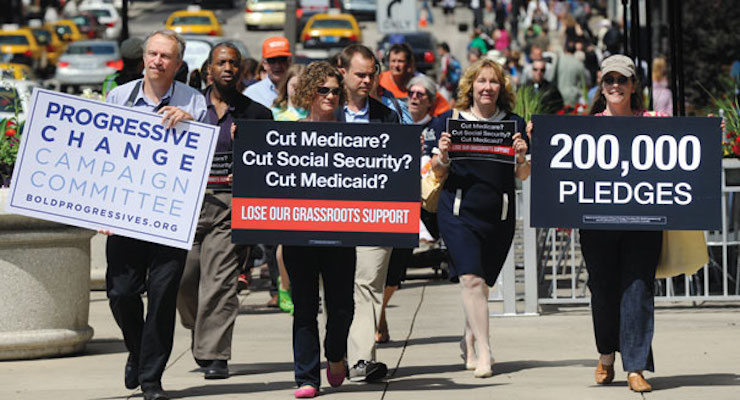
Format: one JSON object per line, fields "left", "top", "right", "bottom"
{"left": 334, "top": 97, "right": 400, "bottom": 123}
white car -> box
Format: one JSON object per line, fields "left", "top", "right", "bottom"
{"left": 0, "top": 79, "right": 40, "bottom": 122}
{"left": 79, "top": 3, "right": 122, "bottom": 40}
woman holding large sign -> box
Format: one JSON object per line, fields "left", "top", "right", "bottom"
{"left": 430, "top": 58, "right": 530, "bottom": 378}
{"left": 281, "top": 61, "right": 355, "bottom": 398}
{"left": 578, "top": 55, "right": 666, "bottom": 393}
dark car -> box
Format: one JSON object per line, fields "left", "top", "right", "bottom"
{"left": 377, "top": 32, "right": 438, "bottom": 76}
{"left": 70, "top": 13, "right": 106, "bottom": 39}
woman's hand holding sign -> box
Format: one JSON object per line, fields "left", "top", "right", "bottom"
{"left": 513, "top": 131, "right": 530, "bottom": 180}
{"left": 432, "top": 131, "right": 452, "bottom": 179}
{"left": 158, "top": 105, "right": 195, "bottom": 129}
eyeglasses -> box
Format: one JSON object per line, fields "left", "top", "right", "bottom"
{"left": 603, "top": 75, "right": 629, "bottom": 85}
{"left": 266, "top": 56, "right": 289, "bottom": 64}
{"left": 317, "top": 86, "right": 341, "bottom": 96}
{"left": 408, "top": 90, "right": 428, "bottom": 99}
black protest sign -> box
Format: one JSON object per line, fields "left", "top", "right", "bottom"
{"left": 446, "top": 119, "right": 517, "bottom": 163}
{"left": 232, "top": 120, "right": 422, "bottom": 247}
{"left": 531, "top": 115, "right": 721, "bottom": 230}
{"left": 207, "top": 152, "right": 232, "bottom": 191}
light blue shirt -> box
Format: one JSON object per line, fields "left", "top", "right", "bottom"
{"left": 343, "top": 99, "right": 370, "bottom": 123}
{"left": 106, "top": 78, "right": 208, "bottom": 123}
{"left": 242, "top": 78, "right": 278, "bottom": 109}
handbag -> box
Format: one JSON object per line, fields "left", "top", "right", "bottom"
{"left": 655, "top": 230, "right": 709, "bottom": 279}
{"left": 421, "top": 172, "right": 446, "bottom": 212}
{"left": 420, "top": 109, "right": 459, "bottom": 213}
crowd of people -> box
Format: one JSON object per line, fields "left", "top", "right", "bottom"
{"left": 92, "top": 2, "right": 702, "bottom": 400}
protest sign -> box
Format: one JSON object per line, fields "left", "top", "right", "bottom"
{"left": 6, "top": 89, "right": 218, "bottom": 250}
{"left": 446, "top": 119, "right": 516, "bottom": 163}
{"left": 207, "top": 152, "right": 232, "bottom": 191}
{"left": 530, "top": 115, "right": 721, "bottom": 230}
{"left": 232, "top": 120, "right": 421, "bottom": 247}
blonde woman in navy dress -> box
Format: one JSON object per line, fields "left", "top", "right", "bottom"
{"left": 429, "top": 58, "right": 530, "bottom": 378}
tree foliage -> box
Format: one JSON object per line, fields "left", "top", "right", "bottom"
{"left": 682, "top": 0, "right": 740, "bottom": 112}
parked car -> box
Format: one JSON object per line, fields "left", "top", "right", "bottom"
{"left": 377, "top": 32, "right": 439, "bottom": 76}
{"left": 300, "top": 13, "right": 361, "bottom": 49}
{"left": 340, "top": 0, "right": 376, "bottom": 20}
{"left": 54, "top": 40, "right": 121, "bottom": 92}
{"left": 70, "top": 13, "right": 106, "bottom": 39}
{"left": 165, "top": 9, "right": 223, "bottom": 36}
{"left": 244, "top": 0, "right": 286, "bottom": 31}
{"left": 28, "top": 24, "right": 66, "bottom": 73}
{"left": 79, "top": 3, "right": 122, "bottom": 39}
{"left": 193, "top": 0, "right": 235, "bottom": 8}
{"left": 0, "top": 26, "right": 45, "bottom": 72}
{"left": 0, "top": 79, "right": 40, "bottom": 121}
{"left": 0, "top": 63, "right": 37, "bottom": 81}
{"left": 52, "top": 19, "right": 85, "bottom": 43}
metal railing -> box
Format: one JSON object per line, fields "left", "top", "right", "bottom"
{"left": 491, "top": 179, "right": 740, "bottom": 316}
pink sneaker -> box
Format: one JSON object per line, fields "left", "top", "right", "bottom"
{"left": 326, "top": 360, "right": 346, "bottom": 387}
{"left": 294, "top": 385, "right": 319, "bottom": 398}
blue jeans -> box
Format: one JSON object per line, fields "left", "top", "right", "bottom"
{"left": 580, "top": 229, "right": 662, "bottom": 372}
{"left": 283, "top": 246, "right": 356, "bottom": 388}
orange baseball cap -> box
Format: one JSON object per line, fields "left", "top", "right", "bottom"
{"left": 262, "top": 36, "right": 292, "bottom": 59}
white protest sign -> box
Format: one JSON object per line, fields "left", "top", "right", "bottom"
{"left": 377, "top": 0, "right": 418, "bottom": 34}
{"left": 6, "top": 89, "right": 218, "bottom": 250}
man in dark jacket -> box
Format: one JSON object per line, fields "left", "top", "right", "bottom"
{"left": 176, "top": 42, "right": 273, "bottom": 380}
{"left": 335, "top": 44, "right": 398, "bottom": 383}
{"left": 526, "top": 59, "right": 564, "bottom": 113}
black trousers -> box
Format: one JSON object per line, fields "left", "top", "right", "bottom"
{"left": 283, "top": 246, "right": 356, "bottom": 389}
{"left": 106, "top": 235, "right": 187, "bottom": 390}
{"left": 580, "top": 229, "right": 662, "bottom": 372}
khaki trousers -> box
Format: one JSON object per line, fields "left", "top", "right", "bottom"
{"left": 347, "top": 246, "right": 392, "bottom": 366}
{"left": 177, "top": 192, "right": 243, "bottom": 360}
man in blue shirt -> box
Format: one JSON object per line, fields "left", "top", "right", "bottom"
{"left": 242, "top": 36, "right": 292, "bottom": 108}
{"left": 105, "top": 29, "right": 208, "bottom": 400}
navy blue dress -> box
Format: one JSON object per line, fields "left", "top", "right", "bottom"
{"left": 427, "top": 110, "right": 527, "bottom": 286}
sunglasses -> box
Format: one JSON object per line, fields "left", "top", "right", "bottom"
{"left": 603, "top": 75, "right": 629, "bottom": 85}
{"left": 317, "top": 86, "right": 341, "bottom": 96}
{"left": 408, "top": 90, "right": 428, "bottom": 99}
{"left": 532, "top": 67, "right": 545, "bottom": 72}
{"left": 266, "top": 56, "right": 289, "bottom": 64}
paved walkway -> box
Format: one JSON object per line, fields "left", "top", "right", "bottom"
{"left": 1, "top": 270, "right": 739, "bottom": 400}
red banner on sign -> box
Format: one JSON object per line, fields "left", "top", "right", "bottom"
{"left": 232, "top": 198, "right": 420, "bottom": 233}
{"left": 450, "top": 143, "right": 515, "bottom": 155}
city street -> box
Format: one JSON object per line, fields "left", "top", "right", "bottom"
{"left": 126, "top": 0, "right": 473, "bottom": 71}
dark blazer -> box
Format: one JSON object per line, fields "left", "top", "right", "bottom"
{"left": 229, "top": 92, "right": 274, "bottom": 121}
{"left": 334, "top": 97, "right": 400, "bottom": 123}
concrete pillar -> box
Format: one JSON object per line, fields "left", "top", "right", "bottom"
{"left": 0, "top": 189, "right": 95, "bottom": 360}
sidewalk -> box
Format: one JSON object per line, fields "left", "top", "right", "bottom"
{"left": 1, "top": 269, "right": 738, "bottom": 399}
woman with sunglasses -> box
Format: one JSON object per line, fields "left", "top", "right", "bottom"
{"left": 281, "top": 61, "right": 354, "bottom": 399}
{"left": 431, "top": 58, "right": 530, "bottom": 378}
{"left": 375, "top": 75, "right": 440, "bottom": 344}
{"left": 585, "top": 55, "right": 667, "bottom": 393}
{"left": 528, "top": 55, "right": 667, "bottom": 392}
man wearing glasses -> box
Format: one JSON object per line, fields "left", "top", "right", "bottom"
{"left": 242, "top": 36, "right": 292, "bottom": 109}
{"left": 525, "top": 59, "right": 564, "bottom": 113}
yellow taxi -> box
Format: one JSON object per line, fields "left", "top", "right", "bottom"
{"left": 0, "top": 63, "right": 36, "bottom": 81}
{"left": 165, "top": 9, "right": 223, "bottom": 36}
{"left": 0, "top": 26, "right": 44, "bottom": 71}
{"left": 52, "top": 19, "right": 85, "bottom": 43}
{"left": 244, "top": 0, "right": 286, "bottom": 31}
{"left": 29, "top": 24, "right": 67, "bottom": 68}
{"left": 300, "top": 13, "right": 361, "bottom": 49}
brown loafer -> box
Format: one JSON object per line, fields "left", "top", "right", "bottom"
{"left": 594, "top": 360, "right": 615, "bottom": 384}
{"left": 627, "top": 372, "right": 652, "bottom": 392}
